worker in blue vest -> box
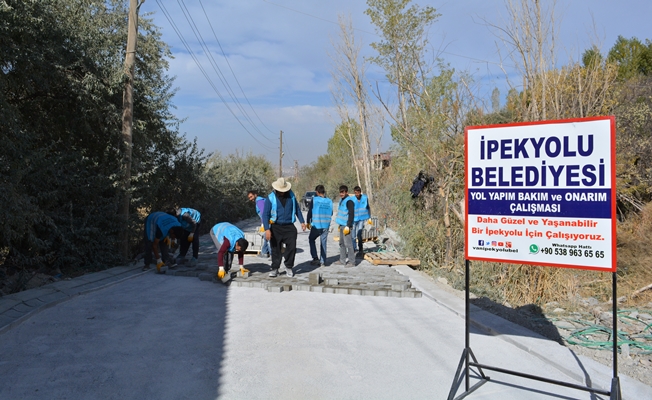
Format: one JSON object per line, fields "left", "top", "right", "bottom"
{"left": 306, "top": 184, "right": 333, "bottom": 266}
{"left": 262, "top": 177, "right": 306, "bottom": 277}
{"left": 334, "top": 185, "right": 355, "bottom": 267}
{"left": 169, "top": 207, "right": 201, "bottom": 267}
{"left": 210, "top": 222, "right": 249, "bottom": 279}
{"left": 351, "top": 186, "right": 372, "bottom": 258}
{"left": 143, "top": 211, "right": 184, "bottom": 273}
{"left": 247, "top": 190, "right": 271, "bottom": 258}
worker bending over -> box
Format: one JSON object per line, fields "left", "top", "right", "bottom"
{"left": 143, "top": 211, "right": 184, "bottom": 273}
{"left": 210, "top": 222, "right": 249, "bottom": 279}
{"left": 169, "top": 207, "right": 201, "bottom": 267}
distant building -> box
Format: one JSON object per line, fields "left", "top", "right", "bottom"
{"left": 373, "top": 152, "right": 391, "bottom": 170}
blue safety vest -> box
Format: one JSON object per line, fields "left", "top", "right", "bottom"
{"left": 268, "top": 191, "right": 297, "bottom": 223}
{"left": 211, "top": 223, "right": 244, "bottom": 252}
{"left": 146, "top": 212, "right": 181, "bottom": 241}
{"left": 353, "top": 194, "right": 370, "bottom": 221}
{"left": 179, "top": 207, "right": 201, "bottom": 231}
{"left": 311, "top": 196, "right": 333, "bottom": 229}
{"left": 335, "top": 196, "right": 354, "bottom": 226}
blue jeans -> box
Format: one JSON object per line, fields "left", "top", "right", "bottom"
{"left": 308, "top": 227, "right": 329, "bottom": 264}
{"left": 261, "top": 236, "right": 271, "bottom": 256}
{"left": 352, "top": 220, "right": 366, "bottom": 252}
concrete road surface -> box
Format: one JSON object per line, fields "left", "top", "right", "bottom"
{"left": 0, "top": 216, "right": 650, "bottom": 399}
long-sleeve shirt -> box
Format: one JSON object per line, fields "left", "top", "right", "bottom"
{"left": 217, "top": 238, "right": 244, "bottom": 267}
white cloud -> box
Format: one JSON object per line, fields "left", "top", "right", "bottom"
{"left": 143, "top": 0, "right": 652, "bottom": 167}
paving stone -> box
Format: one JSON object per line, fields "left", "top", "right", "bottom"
{"left": 308, "top": 273, "right": 322, "bottom": 285}
{"left": 335, "top": 288, "right": 349, "bottom": 295}
{"left": 267, "top": 285, "right": 284, "bottom": 293}
{"left": 375, "top": 290, "right": 388, "bottom": 297}
{"left": 3, "top": 288, "right": 58, "bottom": 302}
{"left": 325, "top": 279, "right": 339, "bottom": 286}
{"left": 36, "top": 292, "right": 69, "bottom": 304}
{"left": 349, "top": 288, "right": 362, "bottom": 296}
{"left": 0, "top": 299, "right": 22, "bottom": 314}
{"left": 389, "top": 290, "right": 402, "bottom": 298}
{"left": 221, "top": 274, "right": 232, "bottom": 284}
{"left": 323, "top": 287, "right": 335, "bottom": 294}
{"left": 2, "top": 309, "right": 26, "bottom": 319}
{"left": 311, "top": 286, "right": 324, "bottom": 293}
{"left": 24, "top": 298, "right": 46, "bottom": 308}
{"left": 362, "top": 289, "right": 376, "bottom": 296}
{"left": 282, "top": 284, "right": 292, "bottom": 292}
{"left": 10, "top": 303, "right": 34, "bottom": 313}
{"left": 392, "top": 283, "right": 410, "bottom": 291}
{"left": 238, "top": 271, "right": 250, "bottom": 278}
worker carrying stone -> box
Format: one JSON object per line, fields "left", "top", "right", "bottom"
{"left": 143, "top": 211, "right": 184, "bottom": 273}
{"left": 210, "top": 222, "right": 249, "bottom": 279}
{"left": 168, "top": 207, "right": 201, "bottom": 267}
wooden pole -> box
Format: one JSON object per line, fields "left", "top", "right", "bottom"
{"left": 120, "top": 0, "right": 140, "bottom": 260}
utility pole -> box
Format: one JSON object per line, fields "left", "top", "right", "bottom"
{"left": 279, "top": 130, "right": 283, "bottom": 177}
{"left": 294, "top": 160, "right": 299, "bottom": 180}
{"left": 119, "top": 0, "right": 142, "bottom": 260}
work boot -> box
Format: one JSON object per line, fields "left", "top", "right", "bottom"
{"left": 310, "top": 259, "right": 320, "bottom": 266}
{"left": 286, "top": 267, "right": 294, "bottom": 277}
{"left": 356, "top": 252, "right": 365, "bottom": 258}
{"left": 269, "top": 269, "right": 279, "bottom": 277}
{"left": 188, "top": 257, "right": 198, "bottom": 267}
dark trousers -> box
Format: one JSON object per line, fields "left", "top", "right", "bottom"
{"left": 270, "top": 223, "right": 297, "bottom": 270}
{"left": 179, "top": 223, "right": 200, "bottom": 258}
{"left": 143, "top": 225, "right": 171, "bottom": 266}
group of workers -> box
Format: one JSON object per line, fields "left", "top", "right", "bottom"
{"left": 142, "top": 208, "right": 249, "bottom": 279}
{"left": 142, "top": 176, "right": 371, "bottom": 280}
{"left": 248, "top": 178, "right": 372, "bottom": 276}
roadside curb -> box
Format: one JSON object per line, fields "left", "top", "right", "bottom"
{"left": 0, "top": 265, "right": 148, "bottom": 334}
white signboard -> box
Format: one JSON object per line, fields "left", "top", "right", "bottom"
{"left": 465, "top": 117, "right": 616, "bottom": 272}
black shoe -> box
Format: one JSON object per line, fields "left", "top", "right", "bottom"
{"left": 310, "top": 259, "right": 320, "bottom": 266}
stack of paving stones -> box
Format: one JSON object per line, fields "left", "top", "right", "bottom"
{"left": 231, "top": 265, "right": 422, "bottom": 298}
{"left": 163, "top": 224, "right": 422, "bottom": 298}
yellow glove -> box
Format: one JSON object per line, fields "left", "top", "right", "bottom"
{"left": 187, "top": 233, "right": 194, "bottom": 242}
{"left": 259, "top": 224, "right": 265, "bottom": 233}
{"left": 156, "top": 258, "right": 164, "bottom": 272}
{"left": 240, "top": 266, "right": 250, "bottom": 274}
{"left": 163, "top": 237, "right": 171, "bottom": 246}
{"left": 306, "top": 223, "right": 312, "bottom": 230}
{"left": 217, "top": 267, "right": 226, "bottom": 279}
{"left": 367, "top": 218, "right": 373, "bottom": 225}
{"left": 343, "top": 226, "right": 350, "bottom": 235}
{"left": 269, "top": 219, "right": 274, "bottom": 225}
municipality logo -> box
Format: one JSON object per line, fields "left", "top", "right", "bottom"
{"left": 529, "top": 244, "right": 539, "bottom": 254}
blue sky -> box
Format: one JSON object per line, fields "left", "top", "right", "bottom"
{"left": 140, "top": 0, "right": 651, "bottom": 169}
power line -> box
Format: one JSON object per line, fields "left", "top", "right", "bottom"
{"left": 175, "top": 0, "right": 274, "bottom": 145}
{"left": 155, "top": 0, "right": 275, "bottom": 151}
{"left": 198, "top": 0, "right": 278, "bottom": 140}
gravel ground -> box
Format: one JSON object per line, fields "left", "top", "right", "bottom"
{"left": 470, "top": 295, "right": 652, "bottom": 387}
